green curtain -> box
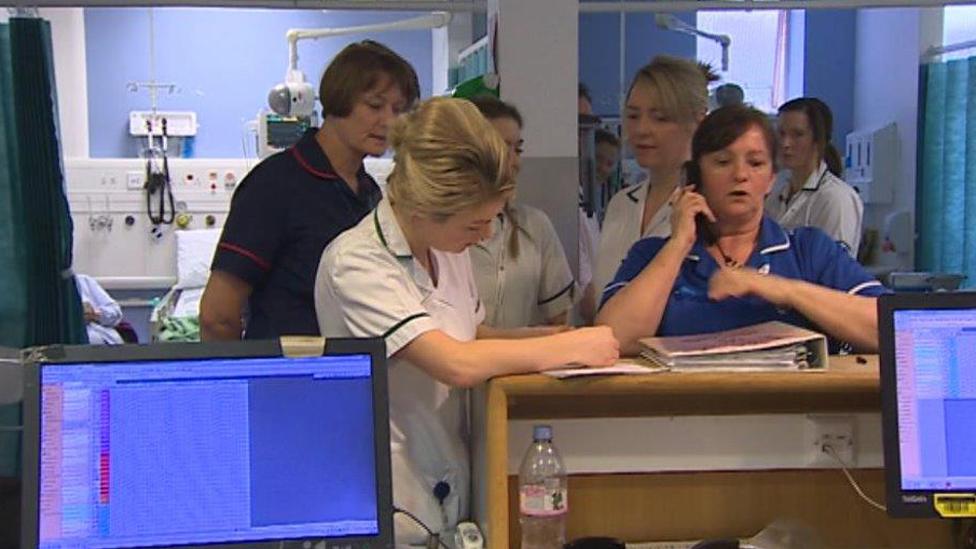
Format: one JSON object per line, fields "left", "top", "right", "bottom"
{"left": 0, "top": 17, "right": 86, "bottom": 476}
{"left": 917, "top": 56, "right": 976, "bottom": 286}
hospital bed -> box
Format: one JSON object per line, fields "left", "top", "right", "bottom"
{"left": 149, "top": 228, "right": 219, "bottom": 342}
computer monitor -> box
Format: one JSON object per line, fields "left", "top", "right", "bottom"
{"left": 19, "top": 339, "right": 393, "bottom": 548}
{"left": 879, "top": 292, "right": 976, "bottom": 518}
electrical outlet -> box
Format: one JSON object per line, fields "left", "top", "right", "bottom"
{"left": 126, "top": 171, "right": 144, "bottom": 190}
{"left": 806, "top": 415, "right": 855, "bottom": 467}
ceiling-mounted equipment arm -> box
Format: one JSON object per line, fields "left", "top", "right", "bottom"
{"left": 286, "top": 12, "right": 452, "bottom": 74}
{"left": 654, "top": 13, "right": 731, "bottom": 72}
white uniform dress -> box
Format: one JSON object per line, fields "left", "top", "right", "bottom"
{"left": 315, "top": 198, "right": 484, "bottom": 545}
{"left": 592, "top": 177, "right": 672, "bottom": 298}
{"left": 469, "top": 204, "right": 575, "bottom": 329}
{"left": 765, "top": 161, "right": 864, "bottom": 256}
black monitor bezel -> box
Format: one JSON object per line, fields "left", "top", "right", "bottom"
{"left": 879, "top": 292, "right": 976, "bottom": 518}
{"left": 19, "top": 339, "right": 394, "bottom": 549}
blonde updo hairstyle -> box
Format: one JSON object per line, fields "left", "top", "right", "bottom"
{"left": 386, "top": 97, "right": 516, "bottom": 221}
{"left": 626, "top": 55, "right": 718, "bottom": 124}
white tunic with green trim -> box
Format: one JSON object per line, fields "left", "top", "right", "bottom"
{"left": 315, "top": 198, "right": 484, "bottom": 545}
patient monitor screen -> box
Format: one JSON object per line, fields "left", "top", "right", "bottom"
{"left": 893, "top": 309, "right": 976, "bottom": 491}
{"left": 37, "top": 355, "right": 379, "bottom": 548}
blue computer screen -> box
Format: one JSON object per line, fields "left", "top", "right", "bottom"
{"left": 893, "top": 309, "right": 976, "bottom": 491}
{"left": 37, "top": 355, "right": 379, "bottom": 548}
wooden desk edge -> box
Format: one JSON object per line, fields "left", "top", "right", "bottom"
{"left": 486, "top": 381, "right": 510, "bottom": 549}
{"left": 489, "top": 355, "right": 879, "bottom": 397}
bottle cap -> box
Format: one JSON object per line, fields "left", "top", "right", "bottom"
{"left": 533, "top": 424, "right": 552, "bottom": 441}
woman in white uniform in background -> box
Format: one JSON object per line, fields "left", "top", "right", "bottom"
{"left": 586, "top": 56, "right": 717, "bottom": 323}
{"left": 467, "top": 95, "right": 576, "bottom": 328}
{"left": 314, "top": 97, "right": 619, "bottom": 545}
{"left": 766, "top": 97, "right": 863, "bottom": 256}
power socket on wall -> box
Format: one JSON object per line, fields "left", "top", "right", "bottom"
{"left": 806, "top": 415, "right": 855, "bottom": 467}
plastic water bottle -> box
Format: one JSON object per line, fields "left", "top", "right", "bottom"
{"left": 519, "top": 425, "right": 567, "bottom": 549}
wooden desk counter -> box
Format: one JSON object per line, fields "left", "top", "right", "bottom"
{"left": 491, "top": 355, "right": 879, "bottom": 420}
{"left": 479, "top": 356, "right": 952, "bottom": 548}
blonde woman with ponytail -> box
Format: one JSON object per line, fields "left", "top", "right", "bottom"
{"left": 467, "top": 95, "right": 576, "bottom": 328}
{"left": 314, "top": 97, "right": 618, "bottom": 545}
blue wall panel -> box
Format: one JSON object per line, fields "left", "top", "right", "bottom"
{"left": 85, "top": 8, "right": 432, "bottom": 158}
{"left": 803, "top": 9, "right": 856, "bottom": 147}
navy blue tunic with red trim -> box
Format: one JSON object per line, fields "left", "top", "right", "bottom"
{"left": 212, "top": 128, "right": 381, "bottom": 339}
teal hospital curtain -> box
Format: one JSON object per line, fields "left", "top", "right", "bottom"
{"left": 0, "top": 17, "right": 86, "bottom": 476}
{"left": 917, "top": 56, "right": 976, "bottom": 286}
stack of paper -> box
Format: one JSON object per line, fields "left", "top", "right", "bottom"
{"left": 638, "top": 321, "right": 828, "bottom": 372}
{"left": 543, "top": 357, "right": 666, "bottom": 379}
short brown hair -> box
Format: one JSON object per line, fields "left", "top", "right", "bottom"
{"left": 319, "top": 40, "right": 420, "bottom": 118}
{"left": 626, "top": 55, "right": 717, "bottom": 123}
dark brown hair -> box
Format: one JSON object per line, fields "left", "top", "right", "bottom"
{"left": 595, "top": 128, "right": 620, "bottom": 149}
{"left": 468, "top": 95, "right": 523, "bottom": 128}
{"left": 319, "top": 40, "right": 420, "bottom": 118}
{"left": 778, "top": 97, "right": 842, "bottom": 177}
{"left": 686, "top": 105, "right": 778, "bottom": 187}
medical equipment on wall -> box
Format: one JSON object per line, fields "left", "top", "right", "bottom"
{"left": 844, "top": 122, "right": 897, "bottom": 204}
{"left": 654, "top": 14, "right": 731, "bottom": 72}
{"left": 87, "top": 195, "right": 113, "bottom": 233}
{"left": 130, "top": 111, "right": 197, "bottom": 138}
{"left": 143, "top": 117, "right": 175, "bottom": 227}
{"left": 256, "top": 12, "right": 452, "bottom": 158}
{"left": 256, "top": 110, "right": 313, "bottom": 159}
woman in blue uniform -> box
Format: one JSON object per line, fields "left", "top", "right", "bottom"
{"left": 597, "top": 105, "right": 885, "bottom": 355}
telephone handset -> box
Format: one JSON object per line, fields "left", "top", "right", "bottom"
{"left": 683, "top": 160, "right": 716, "bottom": 245}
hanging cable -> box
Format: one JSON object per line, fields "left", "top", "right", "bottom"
{"left": 393, "top": 507, "right": 451, "bottom": 549}
{"left": 823, "top": 443, "right": 887, "bottom": 512}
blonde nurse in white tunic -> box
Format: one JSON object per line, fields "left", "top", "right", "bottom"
{"left": 314, "top": 98, "right": 619, "bottom": 546}
{"left": 467, "top": 96, "right": 576, "bottom": 328}
{"left": 765, "top": 97, "right": 863, "bottom": 256}
{"left": 588, "top": 56, "right": 716, "bottom": 322}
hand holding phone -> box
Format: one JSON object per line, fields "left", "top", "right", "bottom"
{"left": 669, "top": 184, "right": 716, "bottom": 251}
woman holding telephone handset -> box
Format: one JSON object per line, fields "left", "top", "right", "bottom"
{"left": 596, "top": 105, "right": 886, "bottom": 356}
{"left": 585, "top": 56, "right": 717, "bottom": 324}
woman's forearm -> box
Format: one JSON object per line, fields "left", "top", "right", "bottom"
{"left": 766, "top": 277, "right": 879, "bottom": 352}
{"left": 595, "top": 240, "right": 687, "bottom": 355}
{"left": 400, "top": 327, "right": 616, "bottom": 387}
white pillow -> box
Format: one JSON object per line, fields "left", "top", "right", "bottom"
{"left": 175, "top": 228, "right": 222, "bottom": 289}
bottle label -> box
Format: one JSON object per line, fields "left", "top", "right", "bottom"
{"left": 519, "top": 481, "right": 568, "bottom": 517}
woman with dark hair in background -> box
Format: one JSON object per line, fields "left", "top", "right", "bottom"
{"left": 467, "top": 95, "right": 576, "bottom": 328}
{"left": 766, "top": 97, "right": 863, "bottom": 256}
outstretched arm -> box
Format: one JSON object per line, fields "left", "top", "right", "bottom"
{"left": 709, "top": 268, "right": 878, "bottom": 352}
